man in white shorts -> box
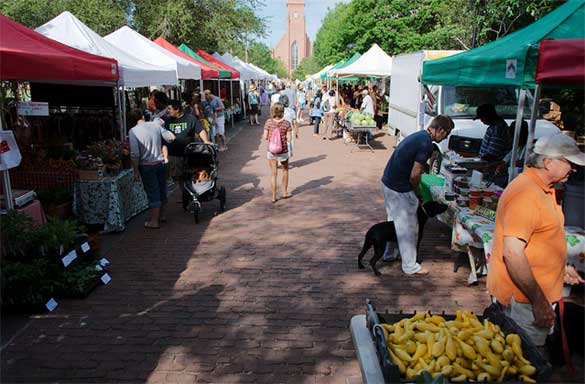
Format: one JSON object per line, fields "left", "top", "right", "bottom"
{"left": 204, "top": 89, "right": 227, "bottom": 151}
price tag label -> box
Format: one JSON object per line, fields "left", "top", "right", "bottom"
{"left": 95, "top": 264, "right": 103, "bottom": 271}
{"left": 475, "top": 206, "right": 496, "bottom": 221}
{"left": 101, "top": 273, "right": 112, "bottom": 285}
{"left": 45, "top": 298, "right": 58, "bottom": 312}
{"left": 81, "top": 242, "right": 90, "bottom": 253}
{"left": 99, "top": 258, "right": 110, "bottom": 267}
{"left": 61, "top": 250, "right": 77, "bottom": 267}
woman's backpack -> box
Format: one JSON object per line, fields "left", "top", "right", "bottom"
{"left": 322, "top": 99, "right": 331, "bottom": 112}
{"left": 268, "top": 123, "right": 283, "bottom": 154}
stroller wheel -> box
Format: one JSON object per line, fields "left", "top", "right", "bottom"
{"left": 182, "top": 190, "right": 189, "bottom": 211}
{"left": 219, "top": 186, "right": 226, "bottom": 212}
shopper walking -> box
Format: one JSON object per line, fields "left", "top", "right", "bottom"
{"left": 128, "top": 109, "right": 176, "bottom": 229}
{"left": 248, "top": 84, "right": 260, "bottom": 126}
{"left": 381, "top": 115, "right": 454, "bottom": 275}
{"left": 204, "top": 89, "right": 228, "bottom": 151}
{"left": 487, "top": 133, "right": 585, "bottom": 347}
{"left": 310, "top": 90, "right": 323, "bottom": 137}
{"left": 280, "top": 95, "right": 299, "bottom": 158}
{"left": 263, "top": 102, "right": 292, "bottom": 203}
{"left": 296, "top": 86, "right": 307, "bottom": 123}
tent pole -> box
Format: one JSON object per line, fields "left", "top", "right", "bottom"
{"left": 230, "top": 80, "right": 234, "bottom": 129}
{"left": 121, "top": 86, "right": 127, "bottom": 140}
{"left": 199, "top": 79, "right": 204, "bottom": 99}
{"left": 241, "top": 80, "right": 247, "bottom": 118}
{"left": 508, "top": 89, "right": 526, "bottom": 184}
{"left": 524, "top": 84, "right": 541, "bottom": 169}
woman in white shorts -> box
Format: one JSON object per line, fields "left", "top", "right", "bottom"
{"left": 263, "top": 102, "right": 292, "bottom": 203}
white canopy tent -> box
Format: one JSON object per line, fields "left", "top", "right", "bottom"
{"left": 215, "top": 53, "right": 255, "bottom": 81}
{"left": 310, "top": 64, "right": 334, "bottom": 81}
{"left": 230, "top": 55, "right": 264, "bottom": 81}
{"left": 36, "top": 12, "right": 177, "bottom": 87}
{"left": 332, "top": 43, "right": 392, "bottom": 78}
{"left": 105, "top": 26, "right": 201, "bottom": 80}
{"left": 247, "top": 62, "right": 273, "bottom": 81}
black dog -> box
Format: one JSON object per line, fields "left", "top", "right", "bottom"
{"left": 357, "top": 201, "right": 448, "bottom": 276}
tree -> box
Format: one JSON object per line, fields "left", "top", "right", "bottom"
{"left": 312, "top": 0, "right": 564, "bottom": 66}
{"left": 0, "top": 0, "right": 129, "bottom": 35}
{"left": 291, "top": 56, "right": 321, "bottom": 81}
{"left": 132, "top": 0, "right": 265, "bottom": 53}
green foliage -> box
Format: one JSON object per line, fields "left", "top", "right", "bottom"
{"left": 313, "top": 0, "right": 564, "bottom": 67}
{"left": 291, "top": 56, "right": 321, "bottom": 81}
{"left": 0, "top": 0, "right": 128, "bottom": 35}
{"left": 0, "top": 212, "right": 99, "bottom": 308}
{"left": 132, "top": 0, "right": 265, "bottom": 53}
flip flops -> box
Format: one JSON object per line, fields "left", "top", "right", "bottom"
{"left": 281, "top": 194, "right": 292, "bottom": 199}
{"left": 144, "top": 221, "right": 160, "bottom": 229}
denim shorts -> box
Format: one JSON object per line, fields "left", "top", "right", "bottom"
{"left": 139, "top": 163, "right": 167, "bottom": 208}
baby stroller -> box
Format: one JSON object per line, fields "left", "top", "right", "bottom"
{"left": 182, "top": 142, "right": 226, "bottom": 223}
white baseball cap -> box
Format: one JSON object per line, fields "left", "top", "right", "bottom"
{"left": 533, "top": 133, "right": 585, "bottom": 166}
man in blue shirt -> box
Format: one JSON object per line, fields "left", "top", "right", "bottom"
{"left": 476, "top": 104, "right": 511, "bottom": 162}
{"left": 381, "top": 115, "right": 454, "bottom": 275}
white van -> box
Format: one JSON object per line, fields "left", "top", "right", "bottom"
{"left": 388, "top": 50, "right": 559, "bottom": 172}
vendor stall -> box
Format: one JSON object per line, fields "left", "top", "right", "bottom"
{"left": 73, "top": 168, "right": 148, "bottom": 232}
{"left": 422, "top": 0, "right": 585, "bottom": 182}
{"left": 422, "top": 172, "right": 585, "bottom": 285}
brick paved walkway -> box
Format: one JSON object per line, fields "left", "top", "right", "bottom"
{"left": 1, "top": 111, "right": 490, "bottom": 383}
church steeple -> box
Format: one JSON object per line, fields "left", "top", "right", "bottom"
{"left": 272, "top": 0, "right": 312, "bottom": 77}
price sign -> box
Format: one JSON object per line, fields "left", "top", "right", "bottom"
{"left": 475, "top": 206, "right": 496, "bottom": 221}
{"left": 81, "top": 242, "right": 90, "bottom": 253}
{"left": 45, "top": 298, "right": 58, "bottom": 312}
{"left": 61, "top": 250, "right": 77, "bottom": 267}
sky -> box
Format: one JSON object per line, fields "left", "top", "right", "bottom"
{"left": 255, "top": 0, "right": 349, "bottom": 48}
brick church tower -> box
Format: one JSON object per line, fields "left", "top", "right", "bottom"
{"left": 272, "top": 0, "right": 312, "bottom": 77}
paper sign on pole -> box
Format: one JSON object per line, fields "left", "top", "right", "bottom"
{"left": 0, "top": 130, "right": 22, "bottom": 171}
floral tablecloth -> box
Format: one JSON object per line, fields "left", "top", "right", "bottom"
{"left": 454, "top": 208, "right": 585, "bottom": 271}
{"left": 73, "top": 169, "right": 148, "bottom": 232}
{"left": 430, "top": 184, "right": 585, "bottom": 283}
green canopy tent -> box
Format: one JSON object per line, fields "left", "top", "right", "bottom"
{"left": 421, "top": 0, "right": 584, "bottom": 181}
{"left": 179, "top": 44, "right": 232, "bottom": 79}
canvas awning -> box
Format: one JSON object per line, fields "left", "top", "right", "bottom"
{"left": 333, "top": 44, "right": 392, "bottom": 78}
{"left": 536, "top": 38, "right": 585, "bottom": 85}
{"left": 178, "top": 44, "right": 231, "bottom": 78}
{"left": 213, "top": 52, "right": 254, "bottom": 80}
{"left": 326, "top": 52, "right": 361, "bottom": 79}
{"left": 36, "top": 12, "right": 176, "bottom": 87}
{"left": 310, "top": 64, "right": 334, "bottom": 81}
{"left": 196, "top": 49, "right": 239, "bottom": 79}
{"left": 154, "top": 37, "right": 219, "bottom": 80}
{"left": 422, "top": 0, "right": 585, "bottom": 88}
{"left": 0, "top": 14, "right": 118, "bottom": 83}
{"left": 105, "top": 26, "right": 201, "bottom": 80}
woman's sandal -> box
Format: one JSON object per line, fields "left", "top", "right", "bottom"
{"left": 282, "top": 193, "right": 292, "bottom": 199}
{"left": 144, "top": 221, "right": 160, "bottom": 229}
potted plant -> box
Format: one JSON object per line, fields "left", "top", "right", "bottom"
{"left": 37, "top": 188, "right": 73, "bottom": 220}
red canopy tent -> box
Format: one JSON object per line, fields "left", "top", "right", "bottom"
{"left": 0, "top": 14, "right": 118, "bottom": 83}
{"left": 153, "top": 37, "right": 219, "bottom": 79}
{"left": 536, "top": 39, "right": 585, "bottom": 84}
{"left": 196, "top": 49, "right": 240, "bottom": 79}
{"left": 525, "top": 39, "right": 585, "bottom": 160}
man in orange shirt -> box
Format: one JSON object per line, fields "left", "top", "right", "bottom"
{"left": 487, "top": 133, "right": 584, "bottom": 346}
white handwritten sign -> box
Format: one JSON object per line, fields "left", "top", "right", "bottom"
{"left": 17, "top": 101, "right": 49, "bottom": 116}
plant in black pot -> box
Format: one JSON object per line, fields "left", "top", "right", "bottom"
{"left": 37, "top": 188, "right": 73, "bottom": 220}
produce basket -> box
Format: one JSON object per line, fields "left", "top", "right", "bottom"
{"left": 365, "top": 299, "right": 552, "bottom": 383}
